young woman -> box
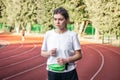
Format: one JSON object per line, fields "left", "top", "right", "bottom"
{"left": 41, "top": 7, "right": 82, "bottom": 80}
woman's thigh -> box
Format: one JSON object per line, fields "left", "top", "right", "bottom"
{"left": 48, "top": 69, "right": 78, "bottom": 80}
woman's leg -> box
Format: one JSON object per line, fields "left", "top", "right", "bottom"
{"left": 61, "top": 69, "right": 79, "bottom": 80}
{"left": 48, "top": 71, "right": 61, "bottom": 80}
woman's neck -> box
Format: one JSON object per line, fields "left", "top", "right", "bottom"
{"left": 55, "top": 28, "right": 67, "bottom": 34}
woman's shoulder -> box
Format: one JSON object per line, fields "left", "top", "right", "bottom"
{"left": 67, "top": 30, "right": 78, "bottom": 36}
{"left": 46, "top": 29, "right": 54, "bottom": 34}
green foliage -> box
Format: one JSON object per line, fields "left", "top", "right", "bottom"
{"left": 1, "top": 0, "right": 119, "bottom": 35}
{"left": 0, "top": 0, "right": 88, "bottom": 33}
{"left": 85, "top": 0, "right": 120, "bottom": 35}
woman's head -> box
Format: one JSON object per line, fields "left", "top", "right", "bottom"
{"left": 53, "top": 7, "right": 69, "bottom": 20}
{"left": 53, "top": 7, "right": 69, "bottom": 30}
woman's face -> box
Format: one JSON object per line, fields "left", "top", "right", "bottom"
{"left": 54, "top": 13, "right": 68, "bottom": 30}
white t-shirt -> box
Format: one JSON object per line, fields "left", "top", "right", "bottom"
{"left": 41, "top": 29, "right": 81, "bottom": 73}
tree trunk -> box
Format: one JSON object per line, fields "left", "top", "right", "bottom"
{"left": 74, "top": 22, "right": 79, "bottom": 33}
{"left": 94, "top": 28, "right": 99, "bottom": 41}
{"left": 26, "top": 22, "right": 31, "bottom": 34}
{"left": 79, "top": 21, "right": 84, "bottom": 34}
{"left": 15, "top": 21, "right": 20, "bottom": 33}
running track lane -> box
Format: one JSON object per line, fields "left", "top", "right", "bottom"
{"left": 0, "top": 34, "right": 120, "bottom": 80}
{"left": 77, "top": 43, "right": 120, "bottom": 80}
{"left": 89, "top": 44, "right": 120, "bottom": 80}
{"left": 77, "top": 45, "right": 104, "bottom": 80}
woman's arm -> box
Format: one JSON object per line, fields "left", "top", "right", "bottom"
{"left": 41, "top": 48, "right": 57, "bottom": 57}
{"left": 41, "top": 51, "right": 50, "bottom": 57}
{"left": 67, "top": 50, "right": 82, "bottom": 63}
{"left": 57, "top": 50, "right": 82, "bottom": 65}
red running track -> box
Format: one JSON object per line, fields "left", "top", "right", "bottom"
{"left": 0, "top": 33, "right": 120, "bottom": 80}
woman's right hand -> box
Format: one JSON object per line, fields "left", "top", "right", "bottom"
{"left": 49, "top": 48, "right": 57, "bottom": 56}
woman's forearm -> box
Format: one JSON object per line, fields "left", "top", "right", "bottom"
{"left": 57, "top": 50, "right": 82, "bottom": 65}
{"left": 41, "top": 51, "right": 50, "bottom": 57}
{"left": 41, "top": 48, "right": 57, "bottom": 57}
{"left": 67, "top": 50, "right": 82, "bottom": 63}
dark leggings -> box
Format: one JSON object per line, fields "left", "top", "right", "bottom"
{"left": 48, "top": 69, "right": 79, "bottom": 80}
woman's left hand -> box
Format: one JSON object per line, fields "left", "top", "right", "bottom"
{"left": 57, "top": 58, "right": 68, "bottom": 65}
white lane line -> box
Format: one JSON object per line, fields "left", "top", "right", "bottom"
{"left": 0, "top": 54, "right": 40, "bottom": 69}
{"left": 96, "top": 45, "right": 120, "bottom": 55}
{"left": 1, "top": 43, "right": 23, "bottom": 54}
{"left": 2, "top": 63, "right": 46, "bottom": 80}
{"left": 87, "top": 46, "right": 105, "bottom": 80}
{"left": 0, "top": 44, "right": 36, "bottom": 61}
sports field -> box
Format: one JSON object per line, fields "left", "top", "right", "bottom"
{"left": 0, "top": 33, "right": 120, "bottom": 80}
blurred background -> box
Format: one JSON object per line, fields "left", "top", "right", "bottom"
{"left": 0, "top": 0, "right": 120, "bottom": 46}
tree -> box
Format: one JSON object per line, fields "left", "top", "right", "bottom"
{"left": 0, "top": 0, "right": 87, "bottom": 33}
{"left": 85, "top": 0, "right": 120, "bottom": 39}
{"left": 62, "top": 0, "right": 87, "bottom": 32}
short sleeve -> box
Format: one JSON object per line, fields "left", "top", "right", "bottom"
{"left": 72, "top": 33, "right": 81, "bottom": 50}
